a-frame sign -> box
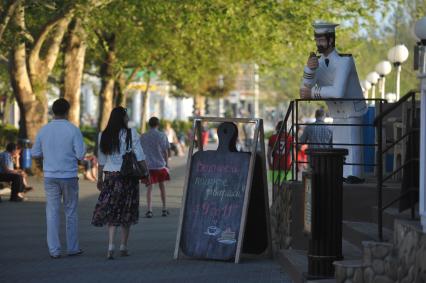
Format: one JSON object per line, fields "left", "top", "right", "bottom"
{"left": 174, "top": 117, "right": 272, "bottom": 263}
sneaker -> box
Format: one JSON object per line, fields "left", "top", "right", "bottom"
{"left": 50, "top": 254, "right": 61, "bottom": 259}
{"left": 145, "top": 211, "right": 153, "bottom": 218}
{"left": 161, "top": 209, "right": 169, "bottom": 217}
{"left": 68, "top": 249, "right": 84, "bottom": 256}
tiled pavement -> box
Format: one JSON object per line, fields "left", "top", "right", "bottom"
{"left": 0, "top": 153, "right": 292, "bottom": 283}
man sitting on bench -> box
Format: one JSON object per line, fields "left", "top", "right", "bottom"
{"left": 0, "top": 143, "right": 33, "bottom": 202}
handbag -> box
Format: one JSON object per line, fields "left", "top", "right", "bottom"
{"left": 120, "top": 129, "right": 149, "bottom": 179}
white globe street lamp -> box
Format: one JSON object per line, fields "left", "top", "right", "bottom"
{"left": 414, "top": 16, "right": 426, "bottom": 232}
{"left": 388, "top": 45, "right": 409, "bottom": 100}
{"left": 385, "top": 93, "right": 397, "bottom": 103}
{"left": 375, "top": 60, "right": 392, "bottom": 100}
{"left": 366, "top": 71, "right": 380, "bottom": 105}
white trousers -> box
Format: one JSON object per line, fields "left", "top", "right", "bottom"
{"left": 333, "top": 117, "right": 364, "bottom": 178}
{"left": 44, "top": 177, "right": 80, "bottom": 256}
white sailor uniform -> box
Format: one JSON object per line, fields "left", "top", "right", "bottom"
{"left": 302, "top": 49, "right": 367, "bottom": 178}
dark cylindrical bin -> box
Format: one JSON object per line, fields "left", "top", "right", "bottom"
{"left": 18, "top": 139, "right": 32, "bottom": 169}
{"left": 306, "top": 148, "right": 348, "bottom": 279}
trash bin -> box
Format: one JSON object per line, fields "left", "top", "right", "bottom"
{"left": 18, "top": 138, "right": 32, "bottom": 169}
{"left": 305, "top": 148, "right": 348, "bottom": 279}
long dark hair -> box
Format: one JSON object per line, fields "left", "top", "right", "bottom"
{"left": 100, "top": 107, "right": 128, "bottom": 155}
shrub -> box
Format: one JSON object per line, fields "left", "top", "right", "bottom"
{"left": 0, "top": 124, "right": 19, "bottom": 150}
{"left": 80, "top": 125, "right": 97, "bottom": 152}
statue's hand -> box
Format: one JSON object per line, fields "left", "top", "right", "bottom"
{"left": 307, "top": 54, "right": 319, "bottom": 70}
{"left": 300, "top": 87, "right": 311, "bottom": 99}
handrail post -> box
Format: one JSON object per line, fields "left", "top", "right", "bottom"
{"left": 292, "top": 103, "right": 295, "bottom": 181}
{"left": 295, "top": 100, "right": 299, "bottom": 181}
{"left": 411, "top": 94, "right": 416, "bottom": 218}
{"left": 377, "top": 100, "right": 383, "bottom": 241}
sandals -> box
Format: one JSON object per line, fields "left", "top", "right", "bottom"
{"left": 120, "top": 249, "right": 129, "bottom": 257}
{"left": 145, "top": 210, "right": 169, "bottom": 217}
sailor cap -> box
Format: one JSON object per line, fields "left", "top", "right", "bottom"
{"left": 313, "top": 21, "right": 339, "bottom": 35}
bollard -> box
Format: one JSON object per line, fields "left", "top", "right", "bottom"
{"left": 305, "top": 148, "right": 348, "bottom": 279}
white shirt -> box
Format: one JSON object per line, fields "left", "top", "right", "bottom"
{"left": 98, "top": 128, "right": 145, "bottom": 172}
{"left": 31, "top": 119, "right": 86, "bottom": 178}
{"left": 302, "top": 50, "right": 367, "bottom": 118}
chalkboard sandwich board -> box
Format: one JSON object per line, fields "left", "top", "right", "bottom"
{"left": 174, "top": 118, "right": 272, "bottom": 263}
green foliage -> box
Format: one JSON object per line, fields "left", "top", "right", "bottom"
{"left": 170, "top": 120, "right": 193, "bottom": 136}
{"left": 80, "top": 125, "right": 97, "bottom": 152}
{"left": 0, "top": 124, "right": 19, "bottom": 148}
{"left": 143, "top": 119, "right": 193, "bottom": 136}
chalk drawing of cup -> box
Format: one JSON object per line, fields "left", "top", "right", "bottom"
{"left": 205, "top": 226, "right": 221, "bottom": 236}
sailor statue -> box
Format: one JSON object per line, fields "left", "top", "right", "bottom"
{"left": 300, "top": 21, "right": 367, "bottom": 182}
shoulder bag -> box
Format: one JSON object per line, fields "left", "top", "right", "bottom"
{"left": 120, "top": 129, "right": 149, "bottom": 179}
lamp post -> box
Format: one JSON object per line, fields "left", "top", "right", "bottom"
{"left": 415, "top": 16, "right": 426, "bottom": 232}
{"left": 366, "top": 71, "right": 380, "bottom": 105}
{"left": 217, "top": 75, "right": 224, "bottom": 117}
{"left": 388, "top": 45, "right": 409, "bottom": 101}
{"left": 253, "top": 64, "right": 259, "bottom": 118}
{"left": 375, "top": 60, "right": 392, "bottom": 100}
{"left": 361, "top": 80, "right": 372, "bottom": 100}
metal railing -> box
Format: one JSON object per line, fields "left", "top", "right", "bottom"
{"left": 373, "top": 90, "right": 419, "bottom": 240}
{"left": 271, "top": 93, "right": 420, "bottom": 240}
{"left": 272, "top": 98, "right": 383, "bottom": 186}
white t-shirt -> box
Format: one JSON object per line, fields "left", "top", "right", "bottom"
{"left": 97, "top": 128, "right": 145, "bottom": 172}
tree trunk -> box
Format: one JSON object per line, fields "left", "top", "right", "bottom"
{"left": 139, "top": 76, "right": 151, "bottom": 133}
{"left": 114, "top": 67, "right": 140, "bottom": 108}
{"left": 0, "top": 0, "right": 22, "bottom": 43}
{"left": 62, "top": 19, "right": 86, "bottom": 126}
{"left": 9, "top": 2, "right": 72, "bottom": 141}
{"left": 194, "top": 94, "right": 205, "bottom": 116}
{"left": 8, "top": 3, "right": 46, "bottom": 141}
{"left": 114, "top": 73, "right": 127, "bottom": 107}
{"left": 97, "top": 33, "right": 116, "bottom": 132}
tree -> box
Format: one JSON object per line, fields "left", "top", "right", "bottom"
{"left": 3, "top": 0, "right": 111, "bottom": 140}
{"left": 8, "top": 1, "right": 74, "bottom": 140}
{"left": 62, "top": 18, "right": 86, "bottom": 126}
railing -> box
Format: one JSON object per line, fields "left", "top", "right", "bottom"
{"left": 272, "top": 98, "right": 383, "bottom": 187}
{"left": 373, "top": 90, "right": 419, "bottom": 240}
{"left": 270, "top": 101, "right": 294, "bottom": 200}
{"left": 272, "top": 93, "right": 419, "bottom": 240}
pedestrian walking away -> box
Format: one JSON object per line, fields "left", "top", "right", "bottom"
{"left": 31, "top": 98, "right": 86, "bottom": 259}
{"left": 92, "top": 106, "right": 149, "bottom": 260}
{"left": 140, "top": 117, "right": 171, "bottom": 218}
{"left": 267, "top": 121, "right": 293, "bottom": 184}
{"left": 299, "top": 108, "right": 333, "bottom": 151}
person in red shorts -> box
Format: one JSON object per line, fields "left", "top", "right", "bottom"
{"left": 140, "top": 117, "right": 171, "bottom": 218}
{"left": 267, "top": 121, "right": 293, "bottom": 184}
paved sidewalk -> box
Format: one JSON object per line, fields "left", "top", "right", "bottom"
{"left": 0, "top": 154, "right": 292, "bottom": 283}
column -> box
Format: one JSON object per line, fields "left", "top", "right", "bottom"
{"left": 420, "top": 73, "right": 426, "bottom": 232}
{"left": 132, "top": 90, "right": 141, "bottom": 125}
{"left": 419, "top": 44, "right": 426, "bottom": 232}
